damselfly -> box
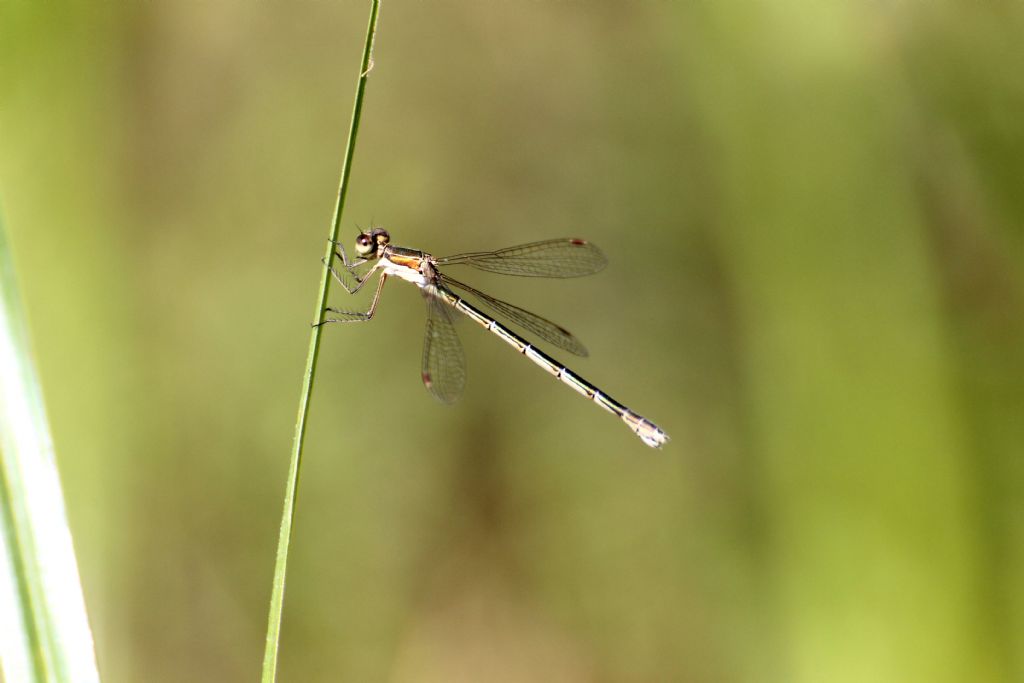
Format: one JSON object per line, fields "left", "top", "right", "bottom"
{"left": 321, "top": 228, "right": 668, "bottom": 448}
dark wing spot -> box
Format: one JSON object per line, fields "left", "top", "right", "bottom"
{"left": 570, "top": 238, "right": 587, "bottom": 246}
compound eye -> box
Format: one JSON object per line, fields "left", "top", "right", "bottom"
{"left": 355, "top": 233, "right": 374, "bottom": 257}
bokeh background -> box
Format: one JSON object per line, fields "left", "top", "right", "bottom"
{"left": 2, "top": 1, "right": 1023, "bottom": 681}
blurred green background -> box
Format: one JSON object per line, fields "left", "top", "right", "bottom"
{"left": 2, "top": 1, "right": 1023, "bottom": 681}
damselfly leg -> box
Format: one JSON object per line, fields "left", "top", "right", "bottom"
{"left": 323, "top": 239, "right": 375, "bottom": 295}
{"left": 317, "top": 273, "right": 388, "bottom": 326}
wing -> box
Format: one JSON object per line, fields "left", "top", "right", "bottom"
{"left": 435, "top": 238, "right": 607, "bottom": 278}
{"left": 439, "top": 273, "right": 589, "bottom": 357}
{"left": 421, "top": 286, "right": 467, "bottom": 404}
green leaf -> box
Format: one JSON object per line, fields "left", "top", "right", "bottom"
{"left": 0, "top": 208, "right": 100, "bottom": 682}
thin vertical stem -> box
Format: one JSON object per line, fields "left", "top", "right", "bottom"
{"left": 260, "top": 2, "right": 380, "bottom": 681}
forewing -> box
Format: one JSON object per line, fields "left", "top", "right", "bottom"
{"left": 436, "top": 239, "right": 607, "bottom": 278}
{"left": 440, "top": 274, "right": 588, "bottom": 357}
{"left": 421, "top": 287, "right": 466, "bottom": 404}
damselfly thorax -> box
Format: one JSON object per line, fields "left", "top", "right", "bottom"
{"left": 321, "top": 227, "right": 668, "bottom": 448}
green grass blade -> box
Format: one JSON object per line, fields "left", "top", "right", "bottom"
{"left": 0, "top": 209, "right": 101, "bottom": 682}
{"left": 260, "top": 2, "right": 381, "bottom": 681}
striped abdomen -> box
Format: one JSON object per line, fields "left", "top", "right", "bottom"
{"left": 436, "top": 287, "right": 669, "bottom": 448}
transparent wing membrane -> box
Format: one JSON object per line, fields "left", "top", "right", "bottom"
{"left": 436, "top": 239, "right": 607, "bottom": 278}
{"left": 421, "top": 286, "right": 467, "bottom": 404}
{"left": 440, "top": 274, "right": 588, "bottom": 357}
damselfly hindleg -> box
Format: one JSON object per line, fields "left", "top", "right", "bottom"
{"left": 317, "top": 274, "right": 389, "bottom": 326}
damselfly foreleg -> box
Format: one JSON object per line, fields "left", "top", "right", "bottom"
{"left": 324, "top": 239, "right": 377, "bottom": 294}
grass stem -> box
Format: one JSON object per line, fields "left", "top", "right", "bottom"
{"left": 260, "top": 2, "right": 381, "bottom": 681}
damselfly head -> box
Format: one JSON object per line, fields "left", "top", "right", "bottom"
{"left": 355, "top": 227, "right": 390, "bottom": 258}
